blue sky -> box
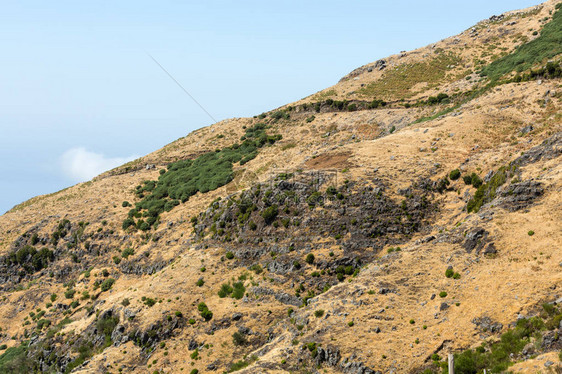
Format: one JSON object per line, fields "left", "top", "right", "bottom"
{"left": 0, "top": 0, "right": 542, "bottom": 214}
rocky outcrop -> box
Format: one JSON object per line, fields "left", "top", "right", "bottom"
{"left": 463, "top": 228, "right": 489, "bottom": 254}
{"left": 499, "top": 181, "right": 544, "bottom": 211}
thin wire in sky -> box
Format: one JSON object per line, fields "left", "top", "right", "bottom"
{"left": 146, "top": 52, "right": 217, "bottom": 123}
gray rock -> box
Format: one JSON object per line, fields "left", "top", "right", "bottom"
{"left": 232, "top": 313, "right": 243, "bottom": 321}
{"left": 483, "top": 243, "right": 497, "bottom": 255}
{"left": 499, "top": 181, "right": 544, "bottom": 211}
{"left": 472, "top": 316, "right": 503, "bottom": 333}
{"left": 520, "top": 125, "right": 534, "bottom": 134}
{"left": 463, "top": 227, "right": 489, "bottom": 254}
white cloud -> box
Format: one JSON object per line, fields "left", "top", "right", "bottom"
{"left": 60, "top": 147, "right": 139, "bottom": 182}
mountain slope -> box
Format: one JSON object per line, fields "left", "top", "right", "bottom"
{"left": 0, "top": 1, "right": 561, "bottom": 373}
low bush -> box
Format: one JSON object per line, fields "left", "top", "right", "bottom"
{"left": 121, "top": 247, "right": 134, "bottom": 259}
{"left": 467, "top": 166, "right": 509, "bottom": 213}
{"left": 100, "top": 278, "right": 115, "bottom": 292}
{"left": 232, "top": 331, "right": 248, "bottom": 346}
{"left": 449, "top": 169, "right": 461, "bottom": 180}
{"left": 64, "top": 289, "right": 76, "bottom": 299}
{"left": 261, "top": 205, "right": 278, "bottom": 224}
{"left": 197, "top": 302, "right": 213, "bottom": 321}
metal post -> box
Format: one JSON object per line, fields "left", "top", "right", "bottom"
{"left": 448, "top": 354, "right": 454, "bottom": 374}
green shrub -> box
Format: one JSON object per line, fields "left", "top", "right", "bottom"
{"left": 196, "top": 278, "right": 204, "bottom": 287}
{"left": 305, "top": 253, "right": 315, "bottom": 265}
{"left": 225, "top": 251, "right": 235, "bottom": 260}
{"left": 64, "top": 289, "right": 76, "bottom": 299}
{"left": 122, "top": 218, "right": 135, "bottom": 230}
{"left": 100, "top": 278, "right": 115, "bottom": 292}
{"left": 314, "top": 310, "right": 324, "bottom": 318}
{"left": 261, "top": 205, "right": 278, "bottom": 224}
{"left": 96, "top": 313, "right": 119, "bottom": 345}
{"left": 36, "top": 319, "right": 51, "bottom": 329}
{"left": 197, "top": 302, "right": 213, "bottom": 321}
{"left": 218, "top": 283, "right": 233, "bottom": 298}
{"left": 231, "top": 282, "right": 246, "bottom": 300}
{"left": 439, "top": 291, "right": 448, "bottom": 298}
{"left": 445, "top": 268, "right": 454, "bottom": 278}
{"left": 471, "top": 173, "right": 483, "bottom": 188}
{"left": 528, "top": 230, "right": 535, "bottom": 236}
{"left": 232, "top": 331, "right": 247, "bottom": 346}
{"left": 121, "top": 247, "right": 134, "bottom": 259}
{"left": 449, "top": 169, "right": 461, "bottom": 180}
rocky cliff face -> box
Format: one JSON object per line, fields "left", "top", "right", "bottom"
{"left": 0, "top": 1, "right": 561, "bottom": 373}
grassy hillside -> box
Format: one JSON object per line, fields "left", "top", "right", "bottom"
{"left": 0, "top": 1, "right": 560, "bottom": 374}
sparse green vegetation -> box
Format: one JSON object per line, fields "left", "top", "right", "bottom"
{"left": 481, "top": 5, "right": 562, "bottom": 81}
{"left": 0, "top": 344, "right": 31, "bottom": 373}
{"left": 218, "top": 281, "right": 245, "bottom": 300}
{"left": 467, "top": 166, "right": 511, "bottom": 213}
{"left": 359, "top": 53, "right": 460, "bottom": 99}
{"left": 227, "top": 355, "right": 257, "bottom": 373}
{"left": 123, "top": 123, "right": 281, "bottom": 231}
{"left": 447, "top": 305, "right": 562, "bottom": 373}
